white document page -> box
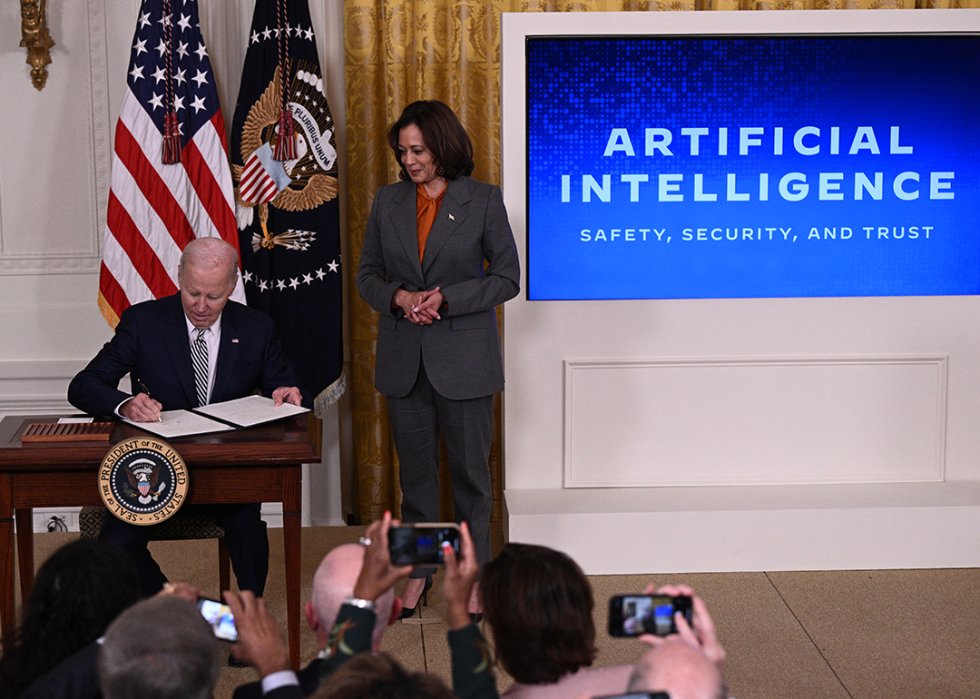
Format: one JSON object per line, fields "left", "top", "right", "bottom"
{"left": 123, "top": 409, "right": 236, "bottom": 438}
{"left": 192, "top": 395, "right": 309, "bottom": 429}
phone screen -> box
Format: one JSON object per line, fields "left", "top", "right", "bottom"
{"left": 389, "top": 524, "right": 460, "bottom": 566}
{"left": 608, "top": 594, "right": 692, "bottom": 637}
{"left": 197, "top": 598, "right": 237, "bottom": 642}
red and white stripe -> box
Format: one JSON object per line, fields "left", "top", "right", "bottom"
{"left": 99, "top": 87, "right": 244, "bottom": 327}
{"left": 239, "top": 151, "right": 281, "bottom": 204}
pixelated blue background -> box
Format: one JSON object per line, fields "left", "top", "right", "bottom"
{"left": 526, "top": 35, "right": 980, "bottom": 300}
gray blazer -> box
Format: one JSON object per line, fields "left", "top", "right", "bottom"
{"left": 356, "top": 176, "right": 520, "bottom": 400}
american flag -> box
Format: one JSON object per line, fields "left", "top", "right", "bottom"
{"left": 98, "top": 0, "right": 242, "bottom": 328}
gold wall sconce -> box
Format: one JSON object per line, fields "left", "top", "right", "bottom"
{"left": 20, "top": 0, "right": 55, "bottom": 91}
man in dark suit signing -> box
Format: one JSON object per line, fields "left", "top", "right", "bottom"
{"left": 68, "top": 237, "right": 308, "bottom": 598}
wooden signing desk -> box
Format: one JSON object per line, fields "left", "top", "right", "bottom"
{"left": 0, "top": 413, "right": 320, "bottom": 669}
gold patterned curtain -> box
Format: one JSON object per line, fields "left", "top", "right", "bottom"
{"left": 343, "top": 0, "right": 977, "bottom": 524}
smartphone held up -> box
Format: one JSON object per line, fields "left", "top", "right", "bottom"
{"left": 197, "top": 597, "right": 237, "bottom": 642}
{"left": 388, "top": 523, "right": 461, "bottom": 566}
{"left": 608, "top": 594, "right": 693, "bottom": 637}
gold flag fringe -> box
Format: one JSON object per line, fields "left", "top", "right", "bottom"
{"left": 97, "top": 291, "right": 121, "bottom": 330}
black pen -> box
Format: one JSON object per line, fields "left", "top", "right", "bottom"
{"left": 136, "top": 379, "right": 162, "bottom": 422}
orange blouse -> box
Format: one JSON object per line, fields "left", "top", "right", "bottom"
{"left": 416, "top": 183, "right": 446, "bottom": 263}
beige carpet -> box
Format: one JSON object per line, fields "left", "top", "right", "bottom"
{"left": 16, "top": 528, "right": 980, "bottom": 699}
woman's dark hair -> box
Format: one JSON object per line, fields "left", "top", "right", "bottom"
{"left": 313, "top": 652, "right": 456, "bottom": 699}
{"left": 0, "top": 539, "right": 141, "bottom": 699}
{"left": 481, "top": 542, "right": 597, "bottom": 685}
{"left": 387, "top": 100, "right": 475, "bottom": 181}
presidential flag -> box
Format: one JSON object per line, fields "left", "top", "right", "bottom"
{"left": 230, "top": 0, "right": 344, "bottom": 415}
{"left": 99, "top": 0, "right": 242, "bottom": 328}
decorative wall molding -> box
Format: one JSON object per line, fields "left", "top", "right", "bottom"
{"left": 87, "top": 0, "right": 112, "bottom": 261}
{"left": 0, "top": 0, "right": 109, "bottom": 276}
{"left": 0, "top": 359, "right": 86, "bottom": 380}
{"left": 0, "top": 359, "right": 83, "bottom": 416}
{"left": 0, "top": 256, "right": 101, "bottom": 274}
{"left": 563, "top": 355, "right": 948, "bottom": 488}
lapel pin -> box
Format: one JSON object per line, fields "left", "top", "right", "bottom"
{"left": 449, "top": 213, "right": 455, "bottom": 221}
{"left": 232, "top": 339, "right": 239, "bottom": 343}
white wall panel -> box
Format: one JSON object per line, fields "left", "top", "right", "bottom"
{"left": 563, "top": 356, "right": 947, "bottom": 488}
{"left": 0, "top": 0, "right": 110, "bottom": 270}
{"left": 505, "top": 483, "right": 980, "bottom": 574}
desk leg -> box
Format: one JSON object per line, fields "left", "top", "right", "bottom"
{"left": 0, "top": 475, "right": 14, "bottom": 648}
{"left": 16, "top": 508, "right": 34, "bottom": 604}
{"left": 283, "top": 465, "right": 302, "bottom": 671}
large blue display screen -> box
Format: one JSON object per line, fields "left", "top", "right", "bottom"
{"left": 526, "top": 35, "right": 980, "bottom": 300}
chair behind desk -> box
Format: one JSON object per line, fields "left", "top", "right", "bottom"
{"left": 78, "top": 507, "right": 230, "bottom": 592}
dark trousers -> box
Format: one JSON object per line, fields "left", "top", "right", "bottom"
{"left": 386, "top": 362, "right": 494, "bottom": 578}
{"left": 98, "top": 503, "right": 269, "bottom": 598}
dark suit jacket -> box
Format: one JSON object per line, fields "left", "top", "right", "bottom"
{"left": 233, "top": 658, "right": 322, "bottom": 699}
{"left": 263, "top": 686, "right": 305, "bottom": 699}
{"left": 17, "top": 640, "right": 310, "bottom": 699}
{"left": 355, "top": 177, "right": 520, "bottom": 401}
{"left": 16, "top": 642, "right": 101, "bottom": 699}
{"left": 68, "top": 293, "right": 308, "bottom": 416}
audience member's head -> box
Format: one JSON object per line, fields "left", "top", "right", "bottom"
{"left": 627, "top": 640, "right": 726, "bottom": 699}
{"left": 481, "top": 542, "right": 597, "bottom": 685}
{"left": 99, "top": 595, "right": 221, "bottom": 699}
{"left": 312, "top": 652, "right": 456, "bottom": 699}
{"left": 0, "top": 539, "right": 140, "bottom": 699}
{"left": 306, "top": 543, "right": 398, "bottom": 652}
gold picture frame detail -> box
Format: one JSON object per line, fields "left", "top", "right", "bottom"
{"left": 21, "top": 0, "right": 55, "bottom": 91}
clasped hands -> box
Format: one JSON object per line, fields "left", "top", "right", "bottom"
{"left": 394, "top": 287, "right": 444, "bottom": 326}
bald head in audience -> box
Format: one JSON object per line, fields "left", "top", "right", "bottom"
{"left": 627, "top": 639, "right": 726, "bottom": 699}
{"left": 306, "top": 543, "right": 400, "bottom": 652}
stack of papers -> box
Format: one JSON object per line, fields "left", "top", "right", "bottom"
{"left": 122, "top": 395, "right": 309, "bottom": 439}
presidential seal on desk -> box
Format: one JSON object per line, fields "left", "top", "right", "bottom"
{"left": 99, "top": 437, "right": 189, "bottom": 525}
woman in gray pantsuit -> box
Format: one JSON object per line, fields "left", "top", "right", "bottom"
{"left": 356, "top": 101, "right": 520, "bottom": 618}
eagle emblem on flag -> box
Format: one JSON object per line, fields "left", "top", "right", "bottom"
{"left": 230, "top": 0, "right": 345, "bottom": 416}
{"left": 233, "top": 62, "right": 338, "bottom": 254}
